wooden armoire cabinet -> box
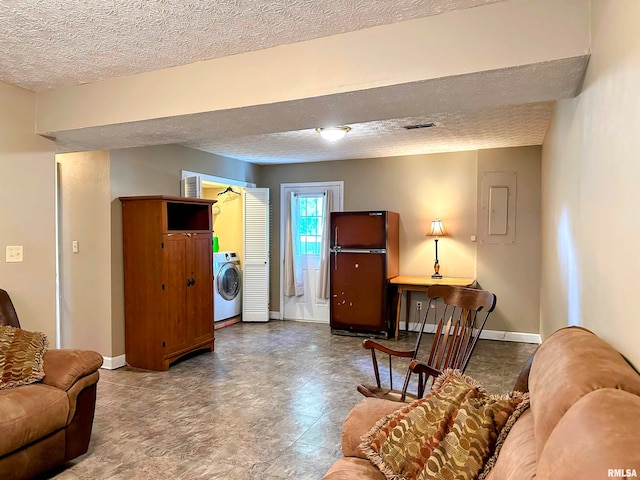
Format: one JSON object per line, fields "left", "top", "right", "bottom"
{"left": 119, "top": 195, "right": 216, "bottom": 371}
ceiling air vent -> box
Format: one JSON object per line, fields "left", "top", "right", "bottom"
{"left": 403, "top": 122, "right": 436, "bottom": 130}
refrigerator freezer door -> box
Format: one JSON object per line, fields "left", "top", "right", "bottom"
{"left": 331, "top": 211, "right": 387, "bottom": 249}
{"left": 330, "top": 251, "right": 388, "bottom": 333}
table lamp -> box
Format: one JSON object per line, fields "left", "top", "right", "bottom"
{"left": 427, "top": 219, "right": 446, "bottom": 279}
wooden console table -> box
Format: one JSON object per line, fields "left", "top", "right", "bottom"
{"left": 389, "top": 276, "right": 476, "bottom": 340}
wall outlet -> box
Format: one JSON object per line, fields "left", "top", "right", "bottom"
{"left": 416, "top": 301, "right": 422, "bottom": 311}
{"left": 6, "top": 245, "right": 23, "bottom": 263}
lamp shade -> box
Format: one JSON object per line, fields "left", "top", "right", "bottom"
{"left": 427, "top": 219, "right": 446, "bottom": 237}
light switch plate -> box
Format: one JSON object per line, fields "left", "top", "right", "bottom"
{"left": 6, "top": 246, "right": 24, "bottom": 263}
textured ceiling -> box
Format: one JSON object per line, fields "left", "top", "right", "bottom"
{"left": 1, "top": 0, "right": 589, "bottom": 164}
{"left": 0, "top": 0, "right": 501, "bottom": 92}
{"left": 187, "top": 102, "right": 556, "bottom": 164}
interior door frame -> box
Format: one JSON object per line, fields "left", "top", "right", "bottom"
{"left": 279, "top": 181, "right": 344, "bottom": 321}
{"left": 180, "top": 170, "right": 256, "bottom": 189}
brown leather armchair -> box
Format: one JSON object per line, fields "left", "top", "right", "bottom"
{"left": 0, "top": 288, "right": 20, "bottom": 328}
{"left": 0, "top": 288, "right": 103, "bottom": 480}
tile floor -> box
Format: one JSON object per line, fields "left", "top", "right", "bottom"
{"left": 45, "top": 321, "right": 537, "bottom": 480}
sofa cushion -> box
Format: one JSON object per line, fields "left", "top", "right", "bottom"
{"left": 0, "top": 326, "right": 48, "bottom": 390}
{"left": 342, "top": 398, "right": 404, "bottom": 459}
{"left": 322, "top": 457, "right": 386, "bottom": 480}
{"left": 528, "top": 327, "right": 640, "bottom": 460}
{"left": 537, "top": 388, "right": 640, "bottom": 479}
{"left": 0, "top": 383, "right": 69, "bottom": 457}
{"left": 360, "top": 370, "right": 529, "bottom": 480}
{"left": 481, "top": 409, "right": 536, "bottom": 480}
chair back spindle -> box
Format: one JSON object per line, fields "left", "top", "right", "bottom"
{"left": 357, "top": 285, "right": 496, "bottom": 402}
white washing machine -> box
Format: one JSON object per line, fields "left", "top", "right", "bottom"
{"left": 213, "top": 251, "right": 242, "bottom": 322}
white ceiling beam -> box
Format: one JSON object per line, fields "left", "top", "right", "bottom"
{"left": 35, "top": 0, "right": 590, "bottom": 150}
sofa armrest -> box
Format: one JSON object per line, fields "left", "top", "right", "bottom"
{"left": 42, "top": 349, "right": 103, "bottom": 391}
{"left": 342, "top": 397, "right": 403, "bottom": 458}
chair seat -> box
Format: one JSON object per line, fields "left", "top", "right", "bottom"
{"left": 357, "top": 383, "right": 418, "bottom": 403}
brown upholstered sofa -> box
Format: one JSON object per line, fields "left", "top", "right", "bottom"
{"left": 0, "top": 289, "right": 103, "bottom": 480}
{"left": 323, "top": 326, "right": 640, "bottom": 479}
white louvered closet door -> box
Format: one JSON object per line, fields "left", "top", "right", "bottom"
{"left": 243, "top": 188, "right": 270, "bottom": 322}
{"left": 181, "top": 176, "right": 202, "bottom": 198}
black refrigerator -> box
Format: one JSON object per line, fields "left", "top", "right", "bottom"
{"left": 329, "top": 211, "right": 399, "bottom": 338}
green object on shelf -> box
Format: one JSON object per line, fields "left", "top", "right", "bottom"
{"left": 213, "top": 236, "right": 219, "bottom": 252}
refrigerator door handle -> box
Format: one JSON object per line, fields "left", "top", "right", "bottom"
{"left": 335, "top": 248, "right": 387, "bottom": 254}
{"left": 334, "top": 226, "right": 339, "bottom": 247}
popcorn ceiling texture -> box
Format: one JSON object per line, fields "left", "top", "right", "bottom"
{"left": 0, "top": 0, "right": 589, "bottom": 163}
{"left": 0, "top": 0, "right": 500, "bottom": 92}
{"left": 186, "top": 102, "right": 555, "bottom": 164}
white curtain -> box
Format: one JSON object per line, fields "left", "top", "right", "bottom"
{"left": 317, "top": 189, "right": 333, "bottom": 299}
{"left": 284, "top": 192, "right": 304, "bottom": 296}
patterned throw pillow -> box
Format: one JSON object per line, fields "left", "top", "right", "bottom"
{"left": 360, "top": 369, "right": 529, "bottom": 480}
{"left": 0, "top": 325, "right": 48, "bottom": 390}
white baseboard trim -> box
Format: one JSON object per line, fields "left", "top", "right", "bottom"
{"left": 263, "top": 315, "right": 542, "bottom": 344}
{"left": 402, "top": 322, "right": 541, "bottom": 344}
{"left": 481, "top": 330, "right": 542, "bottom": 344}
{"left": 101, "top": 354, "right": 126, "bottom": 370}
{"left": 287, "top": 318, "right": 330, "bottom": 324}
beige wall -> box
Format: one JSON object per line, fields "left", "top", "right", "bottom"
{"left": 541, "top": 1, "right": 640, "bottom": 368}
{"left": 57, "top": 151, "right": 112, "bottom": 354}
{"left": 109, "top": 144, "right": 259, "bottom": 356}
{"left": 260, "top": 147, "right": 540, "bottom": 333}
{"left": 477, "top": 147, "right": 541, "bottom": 333}
{"left": 0, "top": 81, "right": 57, "bottom": 341}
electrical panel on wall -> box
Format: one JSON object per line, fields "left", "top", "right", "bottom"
{"left": 479, "top": 172, "right": 517, "bottom": 244}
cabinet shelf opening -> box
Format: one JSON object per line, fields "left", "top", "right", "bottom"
{"left": 167, "top": 202, "right": 210, "bottom": 231}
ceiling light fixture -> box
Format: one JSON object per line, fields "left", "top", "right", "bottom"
{"left": 316, "top": 126, "right": 351, "bottom": 141}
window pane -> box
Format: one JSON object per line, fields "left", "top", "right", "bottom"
{"left": 297, "top": 194, "right": 325, "bottom": 255}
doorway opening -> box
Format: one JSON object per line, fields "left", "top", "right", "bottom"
{"left": 181, "top": 170, "right": 255, "bottom": 259}
{"left": 280, "top": 181, "right": 343, "bottom": 323}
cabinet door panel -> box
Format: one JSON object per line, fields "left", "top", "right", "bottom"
{"left": 189, "top": 234, "right": 214, "bottom": 344}
{"left": 163, "top": 235, "right": 190, "bottom": 354}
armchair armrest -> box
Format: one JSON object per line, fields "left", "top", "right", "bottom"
{"left": 362, "top": 339, "right": 414, "bottom": 358}
{"left": 362, "top": 339, "right": 416, "bottom": 394}
{"left": 42, "top": 349, "right": 103, "bottom": 391}
{"left": 342, "top": 397, "right": 403, "bottom": 458}
{"left": 408, "top": 360, "right": 442, "bottom": 398}
{"left": 408, "top": 360, "right": 441, "bottom": 378}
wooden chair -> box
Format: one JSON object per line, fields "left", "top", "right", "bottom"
{"left": 357, "top": 284, "right": 497, "bottom": 403}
